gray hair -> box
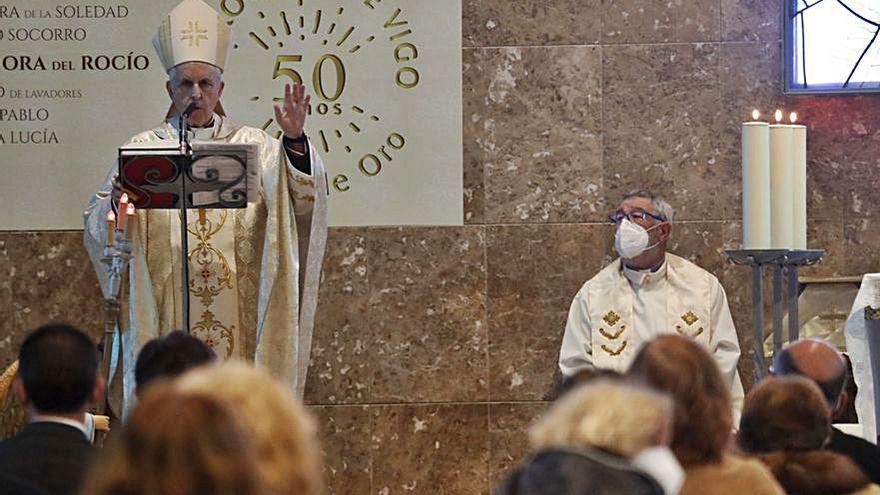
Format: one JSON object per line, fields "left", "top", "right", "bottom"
{"left": 167, "top": 62, "right": 223, "bottom": 85}
{"left": 623, "top": 190, "right": 675, "bottom": 222}
{"left": 529, "top": 380, "right": 673, "bottom": 457}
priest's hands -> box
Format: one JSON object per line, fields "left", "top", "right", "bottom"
{"left": 274, "top": 83, "right": 310, "bottom": 139}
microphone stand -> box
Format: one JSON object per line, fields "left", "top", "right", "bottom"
{"left": 178, "top": 104, "right": 194, "bottom": 332}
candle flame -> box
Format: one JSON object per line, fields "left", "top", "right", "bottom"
{"left": 774, "top": 109, "right": 783, "bottom": 123}
{"left": 106, "top": 210, "right": 116, "bottom": 221}
{"left": 789, "top": 111, "right": 798, "bottom": 124}
{"left": 752, "top": 109, "right": 760, "bottom": 120}
{"left": 126, "top": 203, "right": 136, "bottom": 215}
{"left": 120, "top": 193, "right": 129, "bottom": 204}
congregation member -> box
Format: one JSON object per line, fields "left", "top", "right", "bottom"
{"left": 494, "top": 380, "right": 679, "bottom": 495}
{"left": 83, "top": 0, "right": 328, "bottom": 413}
{"left": 177, "top": 362, "right": 323, "bottom": 495}
{"left": 629, "top": 335, "right": 784, "bottom": 495}
{"left": 771, "top": 339, "right": 880, "bottom": 483}
{"left": 0, "top": 323, "right": 105, "bottom": 495}
{"left": 134, "top": 330, "right": 216, "bottom": 395}
{"left": 81, "top": 384, "right": 265, "bottom": 495}
{"left": 738, "top": 376, "right": 880, "bottom": 495}
{"left": 559, "top": 190, "right": 744, "bottom": 413}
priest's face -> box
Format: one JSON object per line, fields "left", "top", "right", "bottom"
{"left": 166, "top": 62, "right": 225, "bottom": 127}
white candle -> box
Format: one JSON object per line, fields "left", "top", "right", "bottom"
{"left": 770, "top": 110, "right": 794, "bottom": 249}
{"left": 106, "top": 210, "right": 116, "bottom": 246}
{"left": 117, "top": 193, "right": 129, "bottom": 231}
{"left": 741, "top": 110, "right": 771, "bottom": 249}
{"left": 125, "top": 203, "right": 136, "bottom": 241}
{"left": 790, "top": 112, "right": 807, "bottom": 250}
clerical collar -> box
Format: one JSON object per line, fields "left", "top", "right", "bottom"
{"left": 166, "top": 113, "right": 220, "bottom": 140}
{"left": 622, "top": 257, "right": 668, "bottom": 287}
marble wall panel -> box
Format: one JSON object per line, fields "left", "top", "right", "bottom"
{"left": 368, "top": 227, "right": 488, "bottom": 403}
{"left": 7, "top": 232, "right": 103, "bottom": 352}
{"left": 310, "top": 405, "right": 372, "bottom": 495}
{"left": 788, "top": 96, "right": 880, "bottom": 222}
{"left": 489, "top": 402, "right": 548, "bottom": 487}
{"left": 844, "top": 219, "right": 880, "bottom": 277}
{"left": 0, "top": 234, "right": 14, "bottom": 368}
{"left": 463, "top": 49, "right": 488, "bottom": 224}
{"left": 603, "top": 0, "right": 720, "bottom": 43}
{"left": 722, "top": 0, "right": 781, "bottom": 42}
{"left": 463, "top": 0, "right": 603, "bottom": 47}
{"left": 371, "top": 404, "right": 490, "bottom": 495}
{"left": 464, "top": 46, "right": 605, "bottom": 225}
{"left": 487, "top": 224, "right": 611, "bottom": 401}
{"left": 603, "top": 43, "right": 729, "bottom": 221}
{"left": 305, "top": 228, "right": 371, "bottom": 405}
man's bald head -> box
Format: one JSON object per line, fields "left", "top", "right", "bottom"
{"left": 772, "top": 339, "right": 847, "bottom": 407}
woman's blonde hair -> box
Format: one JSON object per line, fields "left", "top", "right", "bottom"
{"left": 81, "top": 383, "right": 265, "bottom": 495}
{"left": 529, "top": 380, "right": 673, "bottom": 457}
{"left": 176, "top": 362, "right": 322, "bottom": 495}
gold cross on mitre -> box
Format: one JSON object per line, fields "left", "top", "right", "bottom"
{"left": 181, "top": 20, "right": 209, "bottom": 47}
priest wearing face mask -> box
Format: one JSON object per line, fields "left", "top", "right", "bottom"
{"left": 558, "top": 190, "right": 744, "bottom": 416}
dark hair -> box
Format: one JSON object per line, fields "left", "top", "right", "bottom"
{"left": 772, "top": 347, "right": 847, "bottom": 406}
{"left": 628, "top": 334, "right": 732, "bottom": 467}
{"left": 134, "top": 331, "right": 216, "bottom": 389}
{"left": 738, "top": 375, "right": 831, "bottom": 453}
{"left": 18, "top": 322, "right": 98, "bottom": 413}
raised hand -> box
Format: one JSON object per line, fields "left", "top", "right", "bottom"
{"left": 274, "top": 83, "right": 311, "bottom": 139}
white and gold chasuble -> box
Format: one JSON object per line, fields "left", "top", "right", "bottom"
{"left": 559, "top": 253, "right": 745, "bottom": 415}
{"left": 84, "top": 115, "right": 328, "bottom": 415}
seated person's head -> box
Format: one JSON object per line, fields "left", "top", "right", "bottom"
{"left": 627, "top": 334, "right": 731, "bottom": 467}
{"left": 176, "top": 362, "right": 322, "bottom": 495}
{"left": 551, "top": 368, "right": 623, "bottom": 401}
{"left": 82, "top": 384, "right": 264, "bottom": 495}
{"left": 134, "top": 330, "right": 215, "bottom": 394}
{"left": 530, "top": 380, "right": 673, "bottom": 458}
{"left": 14, "top": 322, "right": 103, "bottom": 416}
{"left": 738, "top": 375, "right": 831, "bottom": 453}
{"left": 771, "top": 338, "right": 848, "bottom": 420}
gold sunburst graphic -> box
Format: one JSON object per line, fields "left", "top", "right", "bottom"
{"left": 225, "top": 2, "right": 384, "bottom": 152}
{"left": 218, "top": 0, "right": 422, "bottom": 194}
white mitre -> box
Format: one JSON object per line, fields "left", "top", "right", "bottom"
{"left": 152, "top": 0, "right": 232, "bottom": 72}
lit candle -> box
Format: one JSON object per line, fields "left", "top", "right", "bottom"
{"left": 742, "top": 109, "right": 771, "bottom": 249}
{"left": 790, "top": 112, "right": 807, "bottom": 249}
{"left": 770, "top": 109, "right": 794, "bottom": 249}
{"left": 125, "top": 203, "right": 136, "bottom": 240}
{"left": 117, "top": 193, "right": 129, "bottom": 231}
{"left": 106, "top": 210, "right": 116, "bottom": 246}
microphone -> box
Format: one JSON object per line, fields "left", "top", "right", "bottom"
{"left": 182, "top": 101, "right": 197, "bottom": 118}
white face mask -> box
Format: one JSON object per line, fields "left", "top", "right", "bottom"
{"left": 614, "top": 218, "right": 661, "bottom": 260}
{"left": 631, "top": 446, "right": 685, "bottom": 495}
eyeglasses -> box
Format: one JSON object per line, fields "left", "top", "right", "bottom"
{"left": 607, "top": 208, "right": 667, "bottom": 224}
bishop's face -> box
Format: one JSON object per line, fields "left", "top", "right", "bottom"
{"left": 166, "top": 61, "right": 225, "bottom": 128}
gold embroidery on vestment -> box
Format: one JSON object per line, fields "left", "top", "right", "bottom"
{"left": 601, "top": 341, "right": 628, "bottom": 357}
{"left": 682, "top": 311, "right": 699, "bottom": 326}
{"left": 603, "top": 310, "right": 621, "bottom": 326}
{"left": 599, "top": 327, "right": 625, "bottom": 340}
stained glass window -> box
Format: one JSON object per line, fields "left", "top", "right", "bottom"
{"left": 786, "top": 0, "right": 880, "bottom": 93}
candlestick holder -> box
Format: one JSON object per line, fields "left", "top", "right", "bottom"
{"left": 724, "top": 248, "right": 824, "bottom": 381}
{"left": 97, "top": 229, "right": 134, "bottom": 428}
